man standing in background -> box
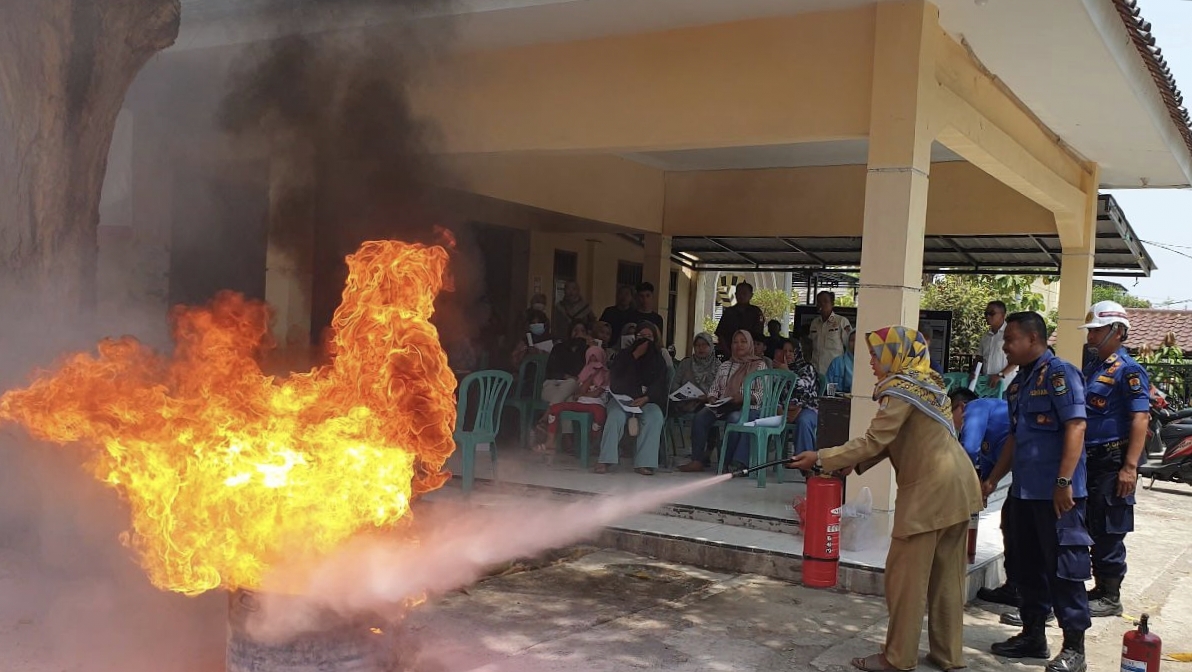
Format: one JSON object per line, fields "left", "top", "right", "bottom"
{"left": 599, "top": 285, "right": 636, "bottom": 347}
{"left": 632, "top": 282, "right": 665, "bottom": 342}
{"left": 977, "top": 301, "right": 1017, "bottom": 387}
{"left": 808, "top": 291, "right": 852, "bottom": 375}
{"left": 714, "top": 282, "right": 765, "bottom": 358}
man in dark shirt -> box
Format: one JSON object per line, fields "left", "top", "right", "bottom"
{"left": 714, "top": 282, "right": 765, "bottom": 357}
{"left": 632, "top": 281, "right": 665, "bottom": 341}
{"left": 599, "top": 285, "right": 636, "bottom": 346}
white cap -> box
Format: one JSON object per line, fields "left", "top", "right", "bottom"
{"left": 1080, "top": 300, "right": 1130, "bottom": 330}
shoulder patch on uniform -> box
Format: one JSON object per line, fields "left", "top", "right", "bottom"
{"left": 1128, "top": 373, "right": 1143, "bottom": 393}
{"left": 1090, "top": 396, "right": 1108, "bottom": 409}
{"left": 1051, "top": 371, "right": 1068, "bottom": 396}
{"left": 1106, "top": 360, "right": 1123, "bottom": 376}
{"left": 1007, "top": 382, "right": 1020, "bottom": 396}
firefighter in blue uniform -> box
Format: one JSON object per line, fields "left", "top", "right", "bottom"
{"left": 949, "top": 388, "right": 1021, "bottom": 611}
{"left": 1079, "top": 301, "right": 1149, "bottom": 618}
{"left": 982, "top": 312, "right": 1091, "bottom": 672}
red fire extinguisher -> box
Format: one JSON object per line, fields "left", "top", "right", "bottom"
{"left": 801, "top": 474, "right": 843, "bottom": 589}
{"left": 1121, "top": 614, "right": 1162, "bottom": 672}
{"left": 967, "top": 513, "right": 979, "bottom": 564}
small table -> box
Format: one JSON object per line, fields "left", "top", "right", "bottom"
{"left": 816, "top": 395, "right": 853, "bottom": 449}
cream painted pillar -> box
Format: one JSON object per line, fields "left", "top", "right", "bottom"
{"left": 265, "top": 160, "right": 315, "bottom": 369}
{"left": 642, "top": 234, "right": 673, "bottom": 338}
{"left": 1054, "top": 167, "right": 1100, "bottom": 363}
{"left": 847, "top": 0, "right": 939, "bottom": 516}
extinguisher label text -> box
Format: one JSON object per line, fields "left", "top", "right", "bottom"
{"left": 827, "top": 524, "right": 841, "bottom": 533}
{"left": 1121, "top": 657, "right": 1146, "bottom": 672}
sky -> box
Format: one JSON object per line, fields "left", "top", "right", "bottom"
{"left": 1103, "top": 0, "right": 1192, "bottom": 307}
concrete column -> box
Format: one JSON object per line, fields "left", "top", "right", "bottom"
{"left": 1055, "top": 167, "right": 1100, "bottom": 364}
{"left": 642, "top": 233, "right": 673, "bottom": 336}
{"left": 847, "top": 0, "right": 939, "bottom": 517}
{"left": 264, "top": 159, "right": 315, "bottom": 371}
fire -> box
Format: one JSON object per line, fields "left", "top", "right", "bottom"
{"left": 0, "top": 240, "right": 457, "bottom": 595}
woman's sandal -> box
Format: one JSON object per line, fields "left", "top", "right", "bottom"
{"left": 593, "top": 463, "right": 609, "bottom": 474}
{"left": 634, "top": 467, "right": 655, "bottom": 476}
{"left": 850, "top": 653, "right": 906, "bottom": 672}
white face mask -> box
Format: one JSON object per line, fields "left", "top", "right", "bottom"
{"left": 529, "top": 323, "right": 546, "bottom": 336}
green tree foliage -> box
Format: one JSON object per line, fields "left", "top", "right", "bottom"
{"left": 702, "top": 315, "right": 718, "bottom": 335}
{"left": 834, "top": 293, "right": 857, "bottom": 308}
{"left": 751, "top": 289, "right": 790, "bottom": 323}
{"left": 1092, "top": 285, "right": 1151, "bottom": 308}
{"left": 920, "top": 275, "right": 1048, "bottom": 355}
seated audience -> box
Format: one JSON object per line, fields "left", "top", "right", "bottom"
{"left": 553, "top": 280, "right": 596, "bottom": 339}
{"left": 824, "top": 330, "right": 856, "bottom": 394}
{"left": 775, "top": 339, "right": 820, "bottom": 458}
{"left": 634, "top": 321, "right": 674, "bottom": 371}
{"left": 533, "top": 345, "right": 610, "bottom": 458}
{"left": 509, "top": 308, "right": 552, "bottom": 369}
{"left": 597, "top": 334, "right": 669, "bottom": 476}
{"left": 541, "top": 321, "right": 590, "bottom": 404}
{"left": 671, "top": 332, "right": 719, "bottom": 415}
{"left": 753, "top": 331, "right": 774, "bottom": 368}
{"left": 764, "top": 319, "right": 786, "bottom": 358}
{"left": 679, "top": 330, "right": 769, "bottom": 472}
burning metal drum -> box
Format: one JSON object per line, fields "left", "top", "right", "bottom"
{"left": 227, "top": 590, "right": 399, "bottom": 672}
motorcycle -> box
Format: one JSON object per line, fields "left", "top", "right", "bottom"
{"left": 1140, "top": 387, "right": 1192, "bottom": 487}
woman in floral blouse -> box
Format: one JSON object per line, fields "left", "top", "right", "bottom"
{"left": 775, "top": 339, "right": 819, "bottom": 459}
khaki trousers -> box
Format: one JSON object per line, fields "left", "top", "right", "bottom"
{"left": 883, "top": 520, "right": 968, "bottom": 670}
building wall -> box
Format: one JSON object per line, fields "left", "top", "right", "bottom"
{"left": 526, "top": 231, "right": 692, "bottom": 351}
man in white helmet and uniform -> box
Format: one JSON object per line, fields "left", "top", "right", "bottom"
{"left": 1079, "top": 300, "right": 1149, "bottom": 618}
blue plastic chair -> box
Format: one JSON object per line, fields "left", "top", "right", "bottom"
{"left": 454, "top": 370, "right": 513, "bottom": 493}
{"left": 503, "top": 353, "right": 549, "bottom": 448}
{"left": 717, "top": 369, "right": 798, "bottom": 488}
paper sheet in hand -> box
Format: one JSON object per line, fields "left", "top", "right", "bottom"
{"left": 668, "top": 382, "right": 704, "bottom": 402}
{"left": 533, "top": 340, "right": 554, "bottom": 353}
{"left": 576, "top": 396, "right": 605, "bottom": 405}
{"left": 612, "top": 394, "right": 643, "bottom": 414}
{"left": 705, "top": 397, "right": 731, "bottom": 409}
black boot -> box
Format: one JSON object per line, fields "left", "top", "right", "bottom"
{"left": 1086, "top": 578, "right": 1104, "bottom": 603}
{"left": 1089, "top": 577, "right": 1123, "bottom": 617}
{"left": 1046, "top": 630, "right": 1087, "bottom": 672}
{"left": 991, "top": 618, "right": 1049, "bottom": 659}
{"left": 1000, "top": 611, "right": 1055, "bottom": 627}
{"left": 978, "top": 582, "right": 1019, "bottom": 606}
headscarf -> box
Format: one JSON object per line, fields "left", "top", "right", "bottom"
{"left": 726, "top": 330, "right": 763, "bottom": 399}
{"left": 866, "top": 325, "right": 954, "bottom": 435}
{"left": 577, "top": 345, "right": 609, "bottom": 390}
{"left": 685, "top": 332, "right": 719, "bottom": 391}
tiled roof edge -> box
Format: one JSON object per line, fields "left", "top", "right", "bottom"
{"left": 1114, "top": 0, "right": 1192, "bottom": 165}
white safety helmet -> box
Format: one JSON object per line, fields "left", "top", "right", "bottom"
{"left": 1080, "top": 300, "right": 1130, "bottom": 330}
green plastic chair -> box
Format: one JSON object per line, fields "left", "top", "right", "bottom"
{"left": 454, "top": 370, "right": 513, "bottom": 493}
{"left": 556, "top": 408, "right": 596, "bottom": 468}
{"left": 943, "top": 372, "right": 969, "bottom": 393}
{"left": 717, "top": 369, "right": 798, "bottom": 488}
{"left": 503, "top": 353, "right": 549, "bottom": 448}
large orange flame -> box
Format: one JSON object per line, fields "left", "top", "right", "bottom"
{"left": 0, "top": 240, "right": 457, "bottom": 595}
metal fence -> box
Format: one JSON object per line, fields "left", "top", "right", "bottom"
{"left": 1141, "top": 362, "right": 1192, "bottom": 409}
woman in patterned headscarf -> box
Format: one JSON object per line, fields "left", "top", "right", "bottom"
{"left": 788, "top": 326, "right": 982, "bottom": 672}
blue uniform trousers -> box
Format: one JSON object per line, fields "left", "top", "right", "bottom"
{"left": 1087, "top": 443, "right": 1133, "bottom": 580}
{"left": 1009, "top": 497, "right": 1092, "bottom": 631}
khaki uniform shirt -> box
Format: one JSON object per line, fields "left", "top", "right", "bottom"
{"left": 809, "top": 313, "right": 852, "bottom": 375}
{"left": 818, "top": 397, "right": 983, "bottom": 539}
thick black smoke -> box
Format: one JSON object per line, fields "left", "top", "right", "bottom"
{"left": 218, "top": 0, "right": 483, "bottom": 354}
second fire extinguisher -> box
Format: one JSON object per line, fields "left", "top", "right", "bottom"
{"left": 1121, "top": 613, "right": 1162, "bottom": 672}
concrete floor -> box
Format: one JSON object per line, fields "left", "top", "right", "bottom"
{"left": 1, "top": 458, "right": 1190, "bottom": 671}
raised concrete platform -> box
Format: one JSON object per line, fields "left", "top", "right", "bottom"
{"left": 435, "top": 449, "right": 1007, "bottom": 598}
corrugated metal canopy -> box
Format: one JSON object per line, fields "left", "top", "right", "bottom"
{"left": 670, "top": 194, "right": 1155, "bottom": 277}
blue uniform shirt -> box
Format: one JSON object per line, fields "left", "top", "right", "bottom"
{"left": 1082, "top": 347, "right": 1150, "bottom": 446}
{"left": 959, "top": 397, "right": 1011, "bottom": 480}
{"left": 1006, "top": 350, "right": 1088, "bottom": 500}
